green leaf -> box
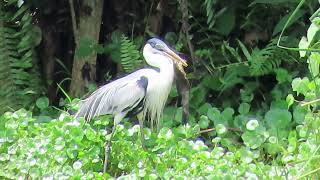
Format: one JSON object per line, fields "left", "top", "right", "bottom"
{"left": 207, "top": 108, "right": 220, "bottom": 122}
{"left": 307, "top": 18, "right": 320, "bottom": 44}
{"left": 220, "top": 68, "right": 243, "bottom": 91}
{"left": 197, "top": 103, "right": 212, "bottom": 115}
{"left": 240, "top": 89, "right": 254, "bottom": 103}
{"left": 265, "top": 109, "right": 292, "bottom": 129}
{"left": 11, "top": 5, "right": 29, "bottom": 21}
{"left": 286, "top": 94, "right": 294, "bottom": 108}
{"left": 237, "top": 147, "right": 256, "bottom": 164}
{"left": 30, "top": 25, "right": 42, "bottom": 46}
{"left": 234, "top": 115, "right": 246, "bottom": 129}
{"left": 221, "top": 107, "right": 234, "bottom": 125}
{"left": 287, "top": 131, "right": 297, "bottom": 153}
{"left": 293, "top": 105, "right": 307, "bottom": 124}
{"left": 292, "top": 77, "right": 310, "bottom": 96}
{"left": 242, "top": 128, "right": 267, "bottom": 149}
{"left": 308, "top": 53, "right": 320, "bottom": 77}
{"left": 199, "top": 115, "right": 209, "bottom": 129}
{"left": 272, "top": 10, "right": 305, "bottom": 36}
{"left": 299, "top": 36, "right": 308, "bottom": 57}
{"left": 36, "top": 97, "right": 49, "bottom": 109}
{"left": 237, "top": 40, "right": 251, "bottom": 61}
{"left": 111, "top": 30, "right": 122, "bottom": 44}
{"left": 214, "top": 7, "right": 235, "bottom": 36}
{"left": 275, "top": 68, "right": 291, "bottom": 83}
{"left": 265, "top": 142, "right": 282, "bottom": 155}
{"left": 84, "top": 126, "right": 97, "bottom": 141}
{"left": 238, "top": 103, "right": 250, "bottom": 115}
{"left": 190, "top": 87, "right": 206, "bottom": 107}
{"left": 36, "top": 115, "right": 52, "bottom": 123}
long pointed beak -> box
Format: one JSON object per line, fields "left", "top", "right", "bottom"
{"left": 163, "top": 47, "right": 188, "bottom": 67}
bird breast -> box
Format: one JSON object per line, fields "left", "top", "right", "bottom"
{"left": 142, "top": 65, "right": 175, "bottom": 129}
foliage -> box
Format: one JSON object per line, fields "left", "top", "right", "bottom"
{"left": 0, "top": 94, "right": 318, "bottom": 179}
{"left": 104, "top": 31, "right": 144, "bottom": 73}
{"left": 120, "top": 35, "right": 143, "bottom": 73}
{"left": 75, "top": 31, "right": 143, "bottom": 74}
{"left": 237, "top": 38, "right": 289, "bottom": 76}
{"left": 0, "top": 109, "right": 306, "bottom": 179}
{"left": 183, "top": 0, "right": 306, "bottom": 115}
{"left": 203, "top": 0, "right": 217, "bottom": 30}
{"left": 0, "top": 1, "right": 44, "bottom": 113}
{"left": 1, "top": 0, "right": 320, "bottom": 179}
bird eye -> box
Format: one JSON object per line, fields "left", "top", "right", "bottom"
{"left": 155, "top": 44, "right": 164, "bottom": 50}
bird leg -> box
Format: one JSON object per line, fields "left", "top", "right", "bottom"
{"left": 137, "top": 114, "right": 147, "bottom": 150}
{"left": 103, "top": 124, "right": 117, "bottom": 173}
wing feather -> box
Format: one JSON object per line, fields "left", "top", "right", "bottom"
{"left": 75, "top": 70, "right": 148, "bottom": 121}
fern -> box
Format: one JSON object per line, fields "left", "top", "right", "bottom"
{"left": 203, "top": 0, "right": 217, "bottom": 29}
{"left": 213, "top": 38, "right": 293, "bottom": 77}
{"left": 120, "top": 35, "right": 143, "bottom": 73}
{"left": 0, "top": 1, "right": 44, "bottom": 112}
{"left": 238, "top": 39, "right": 284, "bottom": 76}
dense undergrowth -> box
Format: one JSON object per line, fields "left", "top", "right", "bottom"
{"left": 0, "top": 79, "right": 320, "bottom": 179}
{"left": 1, "top": 17, "right": 320, "bottom": 177}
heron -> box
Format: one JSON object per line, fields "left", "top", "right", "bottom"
{"left": 75, "top": 38, "right": 188, "bottom": 172}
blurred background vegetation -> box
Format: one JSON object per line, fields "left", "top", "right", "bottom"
{"left": 0, "top": 0, "right": 315, "bottom": 113}
{"left": 1, "top": 0, "right": 320, "bottom": 179}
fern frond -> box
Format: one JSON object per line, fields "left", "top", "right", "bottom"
{"left": 0, "top": 1, "right": 44, "bottom": 113}
{"left": 203, "top": 0, "right": 217, "bottom": 29}
{"left": 238, "top": 39, "right": 284, "bottom": 76}
{"left": 120, "top": 35, "right": 143, "bottom": 73}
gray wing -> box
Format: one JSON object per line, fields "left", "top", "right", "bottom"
{"left": 75, "top": 71, "right": 148, "bottom": 121}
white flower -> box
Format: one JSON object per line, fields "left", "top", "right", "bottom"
{"left": 58, "top": 113, "right": 66, "bottom": 121}
{"left": 66, "top": 120, "right": 80, "bottom": 126}
{"left": 165, "top": 129, "right": 173, "bottom": 139}
{"left": 128, "top": 125, "right": 140, "bottom": 136}
{"left": 283, "top": 154, "right": 294, "bottom": 162}
{"left": 245, "top": 172, "right": 258, "bottom": 180}
{"left": 73, "top": 161, "right": 82, "bottom": 170}
{"left": 216, "top": 124, "right": 226, "bottom": 134}
{"left": 246, "top": 119, "right": 259, "bottom": 131}
{"left": 137, "top": 161, "right": 143, "bottom": 168}
{"left": 268, "top": 136, "right": 277, "bottom": 144}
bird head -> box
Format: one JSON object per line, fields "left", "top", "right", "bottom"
{"left": 146, "top": 38, "right": 188, "bottom": 68}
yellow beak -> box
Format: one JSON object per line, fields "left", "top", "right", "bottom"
{"left": 164, "top": 48, "right": 188, "bottom": 67}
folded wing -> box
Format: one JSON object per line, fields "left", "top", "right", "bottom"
{"left": 75, "top": 72, "right": 148, "bottom": 121}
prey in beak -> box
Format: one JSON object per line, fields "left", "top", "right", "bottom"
{"left": 163, "top": 47, "right": 188, "bottom": 77}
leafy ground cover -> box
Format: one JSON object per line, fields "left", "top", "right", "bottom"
{"left": 0, "top": 108, "right": 318, "bottom": 179}
{"left": 0, "top": 93, "right": 319, "bottom": 179}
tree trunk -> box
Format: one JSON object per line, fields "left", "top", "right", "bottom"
{"left": 69, "top": 0, "right": 104, "bottom": 97}
{"left": 39, "top": 24, "right": 57, "bottom": 103}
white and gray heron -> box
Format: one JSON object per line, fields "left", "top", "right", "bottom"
{"left": 75, "top": 38, "right": 188, "bottom": 172}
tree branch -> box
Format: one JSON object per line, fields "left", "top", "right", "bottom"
{"left": 301, "top": 98, "right": 320, "bottom": 106}
{"left": 199, "top": 127, "right": 242, "bottom": 134}
{"left": 179, "top": 0, "right": 196, "bottom": 62}
{"left": 68, "top": 0, "right": 78, "bottom": 44}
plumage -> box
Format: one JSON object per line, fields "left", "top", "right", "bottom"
{"left": 74, "top": 38, "right": 188, "bottom": 172}
{"left": 75, "top": 38, "right": 184, "bottom": 129}
{"left": 75, "top": 69, "right": 150, "bottom": 124}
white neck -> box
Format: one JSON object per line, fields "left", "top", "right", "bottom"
{"left": 142, "top": 44, "right": 175, "bottom": 129}
{"left": 143, "top": 44, "right": 174, "bottom": 72}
